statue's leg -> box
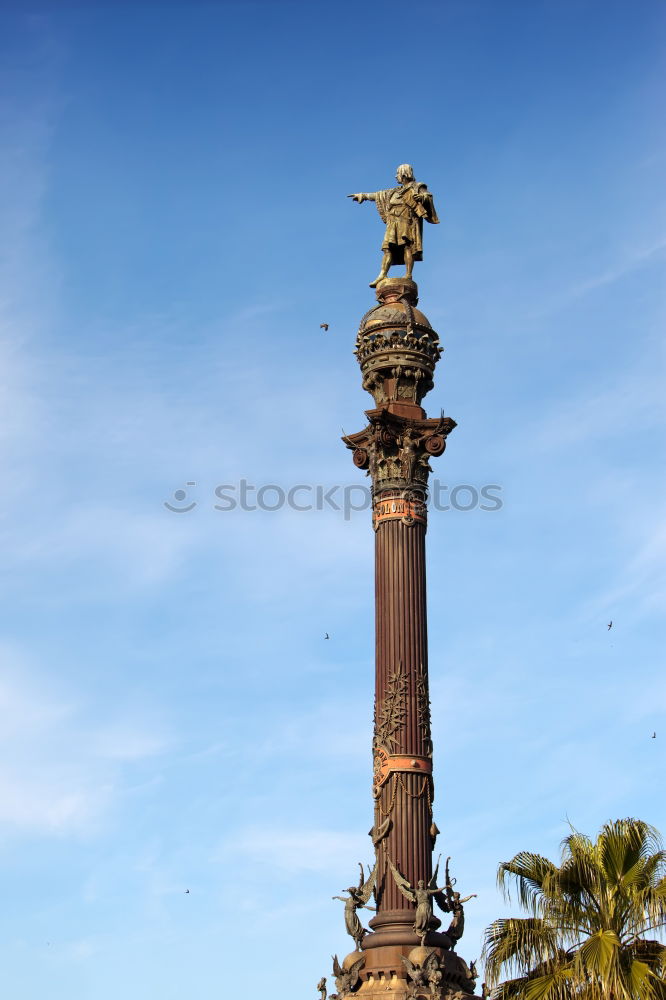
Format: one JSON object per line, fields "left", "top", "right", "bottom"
{"left": 369, "top": 252, "right": 392, "bottom": 288}
{"left": 404, "top": 246, "right": 414, "bottom": 279}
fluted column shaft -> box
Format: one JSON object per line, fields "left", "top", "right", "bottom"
{"left": 369, "top": 515, "right": 435, "bottom": 940}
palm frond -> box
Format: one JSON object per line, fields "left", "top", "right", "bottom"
{"left": 485, "top": 818, "right": 666, "bottom": 999}
{"left": 522, "top": 963, "right": 577, "bottom": 1000}
{"left": 577, "top": 928, "right": 620, "bottom": 979}
{"left": 498, "top": 853, "right": 558, "bottom": 913}
{"left": 482, "top": 917, "right": 562, "bottom": 985}
{"left": 624, "top": 958, "right": 665, "bottom": 1000}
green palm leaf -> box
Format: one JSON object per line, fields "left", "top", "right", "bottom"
{"left": 578, "top": 929, "right": 620, "bottom": 977}
{"left": 483, "top": 819, "right": 666, "bottom": 999}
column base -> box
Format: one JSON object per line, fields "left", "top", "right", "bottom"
{"left": 328, "top": 943, "right": 481, "bottom": 1000}
{"left": 355, "top": 984, "right": 483, "bottom": 1000}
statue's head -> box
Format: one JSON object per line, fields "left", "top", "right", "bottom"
{"left": 396, "top": 163, "right": 415, "bottom": 184}
{"left": 417, "top": 879, "right": 425, "bottom": 888}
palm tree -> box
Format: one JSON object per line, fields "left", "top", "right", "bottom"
{"left": 482, "top": 818, "right": 666, "bottom": 1000}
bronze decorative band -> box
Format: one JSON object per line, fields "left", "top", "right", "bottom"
{"left": 373, "top": 747, "right": 432, "bottom": 794}
{"left": 373, "top": 496, "right": 427, "bottom": 530}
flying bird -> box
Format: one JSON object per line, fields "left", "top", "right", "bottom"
{"left": 185, "top": 889, "right": 190, "bottom": 894}
{"left": 652, "top": 733, "right": 656, "bottom": 739}
{"left": 607, "top": 621, "right": 613, "bottom": 630}
{"left": 324, "top": 633, "right": 330, "bottom": 640}
{"left": 320, "top": 323, "right": 329, "bottom": 331}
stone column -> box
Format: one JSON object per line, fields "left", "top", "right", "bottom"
{"left": 333, "top": 279, "right": 479, "bottom": 998}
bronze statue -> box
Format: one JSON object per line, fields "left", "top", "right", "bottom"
{"left": 403, "top": 949, "right": 444, "bottom": 1000}
{"left": 332, "top": 953, "right": 365, "bottom": 997}
{"left": 332, "top": 862, "right": 377, "bottom": 950}
{"left": 348, "top": 164, "right": 439, "bottom": 287}
{"left": 399, "top": 428, "right": 420, "bottom": 482}
{"left": 401, "top": 952, "right": 429, "bottom": 990}
{"left": 443, "top": 857, "right": 476, "bottom": 945}
{"left": 426, "top": 958, "right": 443, "bottom": 999}
{"left": 388, "top": 857, "right": 449, "bottom": 945}
{"left": 316, "top": 976, "right": 327, "bottom": 999}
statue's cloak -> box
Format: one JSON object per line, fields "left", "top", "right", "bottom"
{"left": 374, "top": 183, "right": 439, "bottom": 264}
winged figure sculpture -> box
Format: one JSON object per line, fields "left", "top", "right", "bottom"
{"left": 332, "top": 953, "right": 365, "bottom": 997}
{"left": 388, "top": 856, "right": 449, "bottom": 946}
{"left": 332, "top": 862, "right": 377, "bottom": 950}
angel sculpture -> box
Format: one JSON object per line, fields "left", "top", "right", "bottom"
{"left": 316, "top": 976, "right": 327, "bottom": 1000}
{"left": 387, "top": 857, "right": 449, "bottom": 946}
{"left": 402, "top": 949, "right": 443, "bottom": 999}
{"left": 401, "top": 952, "right": 428, "bottom": 989}
{"left": 332, "top": 953, "right": 365, "bottom": 997}
{"left": 443, "top": 856, "right": 477, "bottom": 945}
{"left": 426, "top": 961, "right": 443, "bottom": 998}
{"left": 332, "top": 862, "right": 377, "bottom": 951}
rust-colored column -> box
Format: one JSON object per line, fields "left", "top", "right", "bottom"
{"left": 371, "top": 517, "right": 433, "bottom": 931}
{"left": 342, "top": 277, "right": 454, "bottom": 962}
{"left": 331, "top": 277, "right": 480, "bottom": 999}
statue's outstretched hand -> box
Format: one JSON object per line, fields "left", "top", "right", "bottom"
{"left": 347, "top": 193, "right": 365, "bottom": 203}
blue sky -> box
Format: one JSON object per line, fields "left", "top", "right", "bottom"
{"left": 1, "top": 0, "right": 664, "bottom": 996}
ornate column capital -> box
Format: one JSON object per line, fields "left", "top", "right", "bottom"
{"left": 343, "top": 411, "right": 456, "bottom": 511}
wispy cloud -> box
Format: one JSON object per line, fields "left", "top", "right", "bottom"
{"left": 220, "top": 826, "right": 368, "bottom": 873}
{"left": 528, "top": 238, "right": 666, "bottom": 320}
{"left": 4, "top": 504, "right": 205, "bottom": 589}
{"left": 521, "top": 365, "right": 665, "bottom": 455}
{"left": 228, "top": 301, "right": 290, "bottom": 324}
{"left": 0, "top": 60, "right": 60, "bottom": 493}
{"left": 583, "top": 512, "right": 666, "bottom": 619}
{"left": 0, "top": 649, "right": 168, "bottom": 836}
{"left": 567, "top": 240, "right": 666, "bottom": 299}
{"left": 93, "top": 724, "right": 169, "bottom": 762}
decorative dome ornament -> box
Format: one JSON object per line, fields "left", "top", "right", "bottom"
{"left": 355, "top": 278, "right": 442, "bottom": 408}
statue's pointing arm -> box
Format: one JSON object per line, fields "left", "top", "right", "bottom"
{"left": 347, "top": 192, "right": 378, "bottom": 203}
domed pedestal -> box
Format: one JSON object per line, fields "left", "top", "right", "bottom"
{"left": 354, "top": 279, "right": 442, "bottom": 410}
{"left": 346, "top": 941, "right": 482, "bottom": 999}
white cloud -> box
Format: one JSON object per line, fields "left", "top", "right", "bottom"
{"left": 584, "top": 512, "right": 666, "bottom": 619}
{"left": 21, "top": 504, "right": 204, "bottom": 588}
{"left": 221, "top": 826, "right": 368, "bottom": 873}
{"left": 254, "top": 699, "right": 368, "bottom": 761}
{"left": 567, "top": 239, "right": 666, "bottom": 298}
{"left": 0, "top": 648, "right": 168, "bottom": 836}
{"left": 65, "top": 938, "right": 101, "bottom": 961}
{"left": 527, "top": 237, "right": 666, "bottom": 319}
{"left": 521, "top": 365, "right": 665, "bottom": 455}
{"left": 94, "top": 725, "right": 169, "bottom": 761}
